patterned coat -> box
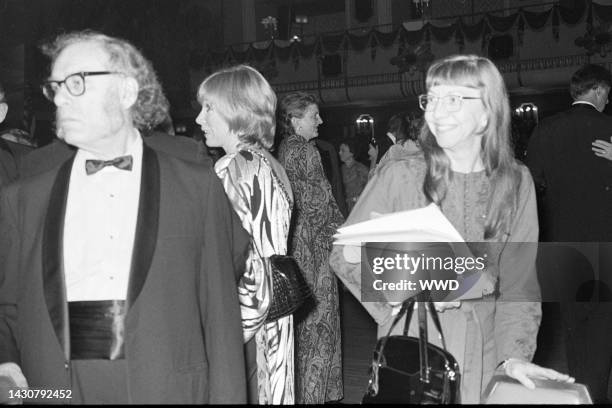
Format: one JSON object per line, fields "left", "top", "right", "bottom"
{"left": 215, "top": 148, "right": 294, "bottom": 404}
{"left": 277, "top": 134, "right": 345, "bottom": 403}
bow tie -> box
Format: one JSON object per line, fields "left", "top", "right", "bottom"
{"left": 85, "top": 155, "right": 133, "bottom": 175}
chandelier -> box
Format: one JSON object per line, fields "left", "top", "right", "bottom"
{"left": 413, "top": 0, "right": 431, "bottom": 15}
{"left": 575, "top": 23, "right": 612, "bottom": 57}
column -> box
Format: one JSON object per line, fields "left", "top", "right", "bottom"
{"left": 345, "top": 0, "right": 352, "bottom": 30}
{"left": 377, "top": 0, "right": 393, "bottom": 30}
{"left": 241, "top": 0, "right": 256, "bottom": 43}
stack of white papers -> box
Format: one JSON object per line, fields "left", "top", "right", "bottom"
{"left": 334, "top": 203, "right": 464, "bottom": 246}
{"left": 332, "top": 204, "right": 495, "bottom": 302}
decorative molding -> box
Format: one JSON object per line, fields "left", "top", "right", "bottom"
{"left": 271, "top": 54, "right": 607, "bottom": 96}
{"left": 496, "top": 54, "right": 591, "bottom": 73}
{"left": 204, "top": 0, "right": 602, "bottom": 69}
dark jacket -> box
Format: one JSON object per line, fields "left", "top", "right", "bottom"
{"left": 0, "top": 134, "right": 249, "bottom": 403}
{"left": 0, "top": 139, "right": 17, "bottom": 187}
{"left": 526, "top": 104, "right": 612, "bottom": 242}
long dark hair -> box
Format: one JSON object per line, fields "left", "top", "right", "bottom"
{"left": 419, "top": 55, "right": 521, "bottom": 240}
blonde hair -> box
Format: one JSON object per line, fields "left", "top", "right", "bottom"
{"left": 197, "top": 65, "right": 276, "bottom": 149}
{"left": 419, "top": 54, "right": 520, "bottom": 239}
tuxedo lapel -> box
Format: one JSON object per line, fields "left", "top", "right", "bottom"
{"left": 42, "top": 156, "right": 75, "bottom": 360}
{"left": 127, "top": 144, "right": 160, "bottom": 309}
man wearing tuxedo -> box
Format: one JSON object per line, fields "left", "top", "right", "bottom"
{"left": 0, "top": 31, "right": 249, "bottom": 404}
{"left": 527, "top": 64, "right": 612, "bottom": 403}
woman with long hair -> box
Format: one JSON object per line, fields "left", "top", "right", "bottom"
{"left": 330, "top": 55, "right": 573, "bottom": 402}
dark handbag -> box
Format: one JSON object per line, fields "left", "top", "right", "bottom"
{"left": 265, "top": 255, "right": 314, "bottom": 322}
{"left": 362, "top": 296, "right": 461, "bottom": 404}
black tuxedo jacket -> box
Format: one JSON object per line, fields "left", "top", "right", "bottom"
{"left": 527, "top": 104, "right": 612, "bottom": 242}
{"left": 0, "top": 139, "right": 17, "bottom": 188}
{"left": 0, "top": 136, "right": 250, "bottom": 403}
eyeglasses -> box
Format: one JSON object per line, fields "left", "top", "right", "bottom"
{"left": 418, "top": 94, "right": 481, "bottom": 112}
{"left": 41, "top": 71, "right": 123, "bottom": 101}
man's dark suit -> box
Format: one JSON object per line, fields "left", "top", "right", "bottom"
{"left": 0, "top": 139, "right": 17, "bottom": 187}
{"left": 528, "top": 104, "right": 612, "bottom": 241}
{"left": 527, "top": 103, "right": 612, "bottom": 403}
{"left": 0, "top": 135, "right": 250, "bottom": 403}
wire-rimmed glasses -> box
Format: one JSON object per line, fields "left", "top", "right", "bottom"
{"left": 418, "top": 94, "right": 482, "bottom": 112}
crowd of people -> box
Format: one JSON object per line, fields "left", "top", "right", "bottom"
{"left": 0, "top": 28, "right": 607, "bottom": 404}
{"left": 0, "top": 30, "right": 346, "bottom": 405}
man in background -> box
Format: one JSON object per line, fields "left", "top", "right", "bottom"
{"left": 527, "top": 64, "right": 612, "bottom": 403}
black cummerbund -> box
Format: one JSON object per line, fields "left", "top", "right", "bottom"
{"left": 69, "top": 300, "right": 126, "bottom": 360}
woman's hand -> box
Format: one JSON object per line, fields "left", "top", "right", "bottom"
{"left": 432, "top": 301, "right": 460, "bottom": 312}
{"left": 502, "top": 358, "right": 575, "bottom": 389}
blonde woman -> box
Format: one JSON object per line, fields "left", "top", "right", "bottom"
{"left": 196, "top": 65, "right": 294, "bottom": 404}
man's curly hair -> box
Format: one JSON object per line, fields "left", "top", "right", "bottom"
{"left": 41, "top": 30, "right": 170, "bottom": 130}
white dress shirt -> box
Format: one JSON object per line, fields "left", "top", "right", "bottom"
{"left": 63, "top": 135, "right": 143, "bottom": 301}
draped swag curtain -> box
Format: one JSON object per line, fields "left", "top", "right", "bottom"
{"left": 202, "top": 0, "right": 609, "bottom": 70}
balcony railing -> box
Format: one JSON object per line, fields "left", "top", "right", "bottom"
{"left": 271, "top": 54, "right": 607, "bottom": 95}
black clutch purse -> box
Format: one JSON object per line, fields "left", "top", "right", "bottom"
{"left": 265, "top": 255, "right": 314, "bottom": 323}
{"left": 362, "top": 296, "right": 461, "bottom": 404}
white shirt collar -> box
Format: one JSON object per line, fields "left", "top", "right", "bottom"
{"left": 572, "top": 100, "right": 598, "bottom": 110}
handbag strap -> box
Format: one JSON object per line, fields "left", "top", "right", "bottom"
{"left": 403, "top": 298, "right": 415, "bottom": 336}
{"left": 371, "top": 298, "right": 414, "bottom": 371}
{"left": 425, "top": 300, "right": 449, "bottom": 351}
{"left": 368, "top": 294, "right": 454, "bottom": 395}
{"left": 380, "top": 298, "right": 415, "bottom": 349}
{"left": 401, "top": 294, "right": 448, "bottom": 351}
{"left": 375, "top": 294, "right": 453, "bottom": 360}
{"left": 367, "top": 298, "right": 414, "bottom": 395}
{"left": 243, "top": 148, "right": 293, "bottom": 208}
{"left": 418, "top": 299, "right": 430, "bottom": 383}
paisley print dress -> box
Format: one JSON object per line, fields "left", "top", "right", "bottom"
{"left": 215, "top": 148, "right": 294, "bottom": 404}
{"left": 277, "top": 134, "right": 345, "bottom": 403}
